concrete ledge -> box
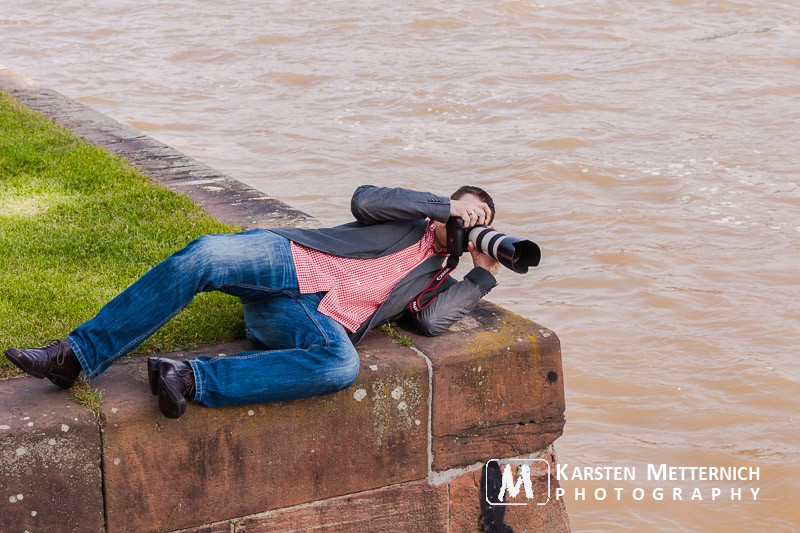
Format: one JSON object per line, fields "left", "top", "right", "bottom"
{"left": 89, "top": 305, "right": 565, "bottom": 531}
{"left": 2, "top": 308, "right": 565, "bottom": 531}
{"left": 231, "top": 482, "right": 450, "bottom": 533}
{"left": 0, "top": 377, "right": 104, "bottom": 532}
{"left": 407, "top": 302, "right": 565, "bottom": 471}
{"left": 97, "top": 334, "right": 429, "bottom": 531}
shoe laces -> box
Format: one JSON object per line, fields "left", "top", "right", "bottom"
{"left": 43, "top": 339, "right": 68, "bottom": 366}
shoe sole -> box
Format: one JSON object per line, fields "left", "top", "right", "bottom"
{"left": 47, "top": 376, "right": 75, "bottom": 390}
{"left": 158, "top": 375, "right": 187, "bottom": 419}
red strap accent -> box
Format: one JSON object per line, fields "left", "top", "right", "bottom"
{"left": 408, "top": 257, "right": 458, "bottom": 313}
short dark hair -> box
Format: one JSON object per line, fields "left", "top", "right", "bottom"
{"left": 451, "top": 185, "right": 496, "bottom": 224}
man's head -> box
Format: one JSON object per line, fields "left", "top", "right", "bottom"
{"left": 451, "top": 185, "right": 495, "bottom": 225}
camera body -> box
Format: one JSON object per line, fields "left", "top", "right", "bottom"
{"left": 445, "top": 217, "right": 541, "bottom": 274}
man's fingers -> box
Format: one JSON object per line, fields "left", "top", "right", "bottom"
{"left": 450, "top": 199, "right": 491, "bottom": 227}
{"left": 468, "top": 240, "right": 502, "bottom": 275}
{"left": 461, "top": 203, "right": 489, "bottom": 227}
{"left": 469, "top": 204, "right": 488, "bottom": 225}
{"left": 468, "top": 209, "right": 485, "bottom": 225}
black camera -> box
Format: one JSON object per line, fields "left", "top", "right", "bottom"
{"left": 446, "top": 217, "right": 541, "bottom": 274}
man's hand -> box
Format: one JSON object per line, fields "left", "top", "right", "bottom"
{"left": 468, "top": 241, "right": 500, "bottom": 276}
{"left": 450, "top": 198, "right": 491, "bottom": 227}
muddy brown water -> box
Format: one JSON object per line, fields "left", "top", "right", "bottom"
{"left": 3, "top": 1, "right": 799, "bottom": 530}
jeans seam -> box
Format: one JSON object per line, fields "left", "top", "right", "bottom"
{"left": 206, "top": 283, "right": 298, "bottom": 295}
{"left": 299, "top": 296, "right": 333, "bottom": 348}
{"left": 193, "top": 348, "right": 311, "bottom": 363}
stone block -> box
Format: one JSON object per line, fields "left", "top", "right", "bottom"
{"left": 431, "top": 419, "right": 566, "bottom": 475}
{"left": 0, "top": 377, "right": 104, "bottom": 532}
{"left": 96, "top": 335, "right": 429, "bottom": 532}
{"left": 406, "top": 302, "right": 565, "bottom": 470}
{"left": 235, "top": 481, "right": 449, "bottom": 533}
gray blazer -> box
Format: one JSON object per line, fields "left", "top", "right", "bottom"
{"left": 270, "top": 185, "right": 497, "bottom": 344}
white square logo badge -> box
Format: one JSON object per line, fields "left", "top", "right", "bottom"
{"left": 484, "top": 458, "right": 551, "bottom": 506}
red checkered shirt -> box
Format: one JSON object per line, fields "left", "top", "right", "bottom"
{"left": 291, "top": 220, "right": 443, "bottom": 333}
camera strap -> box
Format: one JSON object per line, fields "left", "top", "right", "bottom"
{"left": 408, "top": 255, "right": 459, "bottom": 313}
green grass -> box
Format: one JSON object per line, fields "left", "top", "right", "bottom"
{"left": 0, "top": 90, "right": 245, "bottom": 378}
{"left": 377, "top": 322, "right": 413, "bottom": 348}
{"left": 71, "top": 376, "right": 104, "bottom": 420}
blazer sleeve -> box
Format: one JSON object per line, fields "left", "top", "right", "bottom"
{"left": 409, "top": 267, "right": 497, "bottom": 336}
{"left": 351, "top": 185, "right": 452, "bottom": 225}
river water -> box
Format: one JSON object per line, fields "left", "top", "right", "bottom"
{"left": 2, "top": 1, "right": 798, "bottom": 530}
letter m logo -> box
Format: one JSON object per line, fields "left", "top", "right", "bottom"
{"left": 484, "top": 458, "right": 551, "bottom": 506}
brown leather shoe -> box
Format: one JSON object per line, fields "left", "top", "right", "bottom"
{"left": 148, "top": 358, "right": 195, "bottom": 419}
{"left": 4, "top": 339, "right": 82, "bottom": 390}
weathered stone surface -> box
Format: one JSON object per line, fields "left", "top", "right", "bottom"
{"left": 448, "top": 452, "right": 571, "bottom": 533}
{"left": 406, "top": 301, "right": 566, "bottom": 470}
{"left": 431, "top": 419, "right": 566, "bottom": 474}
{"left": 235, "top": 481, "right": 449, "bottom": 533}
{"left": 176, "top": 521, "right": 234, "bottom": 533}
{"left": 0, "top": 377, "right": 104, "bottom": 532}
{"left": 96, "top": 334, "right": 429, "bottom": 532}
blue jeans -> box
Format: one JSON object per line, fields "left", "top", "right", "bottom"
{"left": 67, "top": 230, "right": 360, "bottom": 407}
